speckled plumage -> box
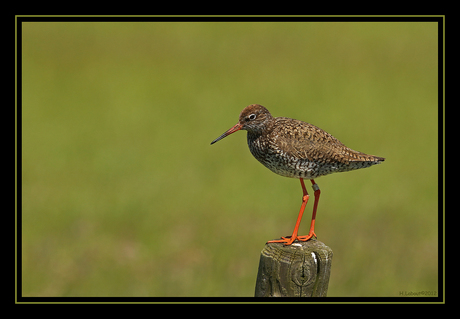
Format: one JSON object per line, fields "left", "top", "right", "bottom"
{"left": 211, "top": 104, "right": 385, "bottom": 245}
{"left": 212, "top": 104, "right": 384, "bottom": 179}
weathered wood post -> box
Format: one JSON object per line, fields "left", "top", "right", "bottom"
{"left": 254, "top": 238, "right": 333, "bottom": 297}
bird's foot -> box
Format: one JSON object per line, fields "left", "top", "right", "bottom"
{"left": 267, "top": 232, "right": 317, "bottom": 246}
{"left": 296, "top": 232, "right": 317, "bottom": 242}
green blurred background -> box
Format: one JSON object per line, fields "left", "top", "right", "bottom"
{"left": 21, "top": 21, "right": 439, "bottom": 297}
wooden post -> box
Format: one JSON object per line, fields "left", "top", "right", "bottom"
{"left": 254, "top": 238, "right": 333, "bottom": 297}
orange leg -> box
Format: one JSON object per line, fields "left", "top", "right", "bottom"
{"left": 297, "top": 179, "right": 320, "bottom": 242}
{"left": 267, "top": 179, "right": 320, "bottom": 246}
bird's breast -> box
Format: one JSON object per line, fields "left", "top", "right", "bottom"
{"left": 246, "top": 132, "right": 318, "bottom": 178}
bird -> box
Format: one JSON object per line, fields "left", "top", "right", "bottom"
{"left": 211, "top": 104, "right": 385, "bottom": 245}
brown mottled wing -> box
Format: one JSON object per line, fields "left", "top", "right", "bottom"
{"left": 272, "top": 118, "right": 381, "bottom": 164}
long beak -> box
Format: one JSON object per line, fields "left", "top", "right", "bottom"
{"left": 210, "top": 123, "right": 242, "bottom": 145}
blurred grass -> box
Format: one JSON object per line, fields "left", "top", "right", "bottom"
{"left": 21, "top": 21, "right": 439, "bottom": 297}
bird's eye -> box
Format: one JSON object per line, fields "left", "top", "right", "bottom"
{"left": 248, "top": 114, "right": 257, "bottom": 120}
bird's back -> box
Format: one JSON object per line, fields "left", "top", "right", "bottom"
{"left": 248, "top": 117, "right": 384, "bottom": 179}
